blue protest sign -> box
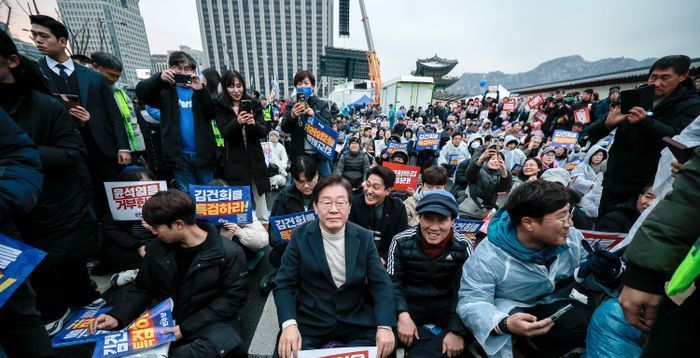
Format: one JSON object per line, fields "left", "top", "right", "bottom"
{"left": 416, "top": 133, "right": 440, "bottom": 151}
{"left": 270, "top": 210, "right": 318, "bottom": 246}
{"left": 448, "top": 153, "right": 459, "bottom": 168}
{"left": 190, "top": 185, "right": 253, "bottom": 224}
{"left": 305, "top": 117, "right": 338, "bottom": 160}
{"left": 387, "top": 141, "right": 408, "bottom": 155}
{"left": 52, "top": 307, "right": 113, "bottom": 347}
{"left": 0, "top": 234, "right": 46, "bottom": 308}
{"left": 552, "top": 130, "right": 579, "bottom": 150}
{"left": 453, "top": 219, "right": 484, "bottom": 240}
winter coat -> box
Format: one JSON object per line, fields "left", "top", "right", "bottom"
{"left": 335, "top": 150, "right": 370, "bottom": 188}
{"left": 387, "top": 226, "right": 473, "bottom": 336}
{"left": 108, "top": 222, "right": 248, "bottom": 351}
{"left": 458, "top": 209, "right": 612, "bottom": 358}
{"left": 438, "top": 141, "right": 471, "bottom": 166}
{"left": 596, "top": 198, "right": 639, "bottom": 233}
{"left": 465, "top": 155, "right": 512, "bottom": 210}
{"left": 213, "top": 94, "right": 270, "bottom": 194}
{"left": 571, "top": 145, "right": 608, "bottom": 195}
{"left": 135, "top": 74, "right": 218, "bottom": 169}
{"left": 349, "top": 193, "right": 408, "bottom": 259}
{"left": 501, "top": 135, "right": 526, "bottom": 171}
{"left": 588, "top": 79, "right": 700, "bottom": 193}
{"left": 280, "top": 95, "right": 337, "bottom": 160}
{"left": 269, "top": 141, "right": 289, "bottom": 177}
{"left": 268, "top": 184, "right": 310, "bottom": 254}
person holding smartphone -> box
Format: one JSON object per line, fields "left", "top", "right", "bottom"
{"left": 213, "top": 70, "right": 270, "bottom": 224}
{"left": 135, "top": 51, "right": 217, "bottom": 192}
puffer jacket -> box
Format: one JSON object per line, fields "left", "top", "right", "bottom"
{"left": 501, "top": 135, "right": 526, "bottom": 171}
{"left": 335, "top": 150, "right": 369, "bottom": 188}
{"left": 387, "top": 226, "right": 473, "bottom": 336}
{"left": 465, "top": 149, "right": 512, "bottom": 209}
{"left": 570, "top": 145, "right": 608, "bottom": 195}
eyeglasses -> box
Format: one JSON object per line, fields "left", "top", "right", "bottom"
{"left": 317, "top": 200, "right": 349, "bottom": 211}
{"left": 561, "top": 206, "right": 575, "bottom": 226}
{"left": 294, "top": 177, "right": 317, "bottom": 188}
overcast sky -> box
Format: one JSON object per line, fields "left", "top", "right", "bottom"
{"left": 5, "top": 0, "right": 700, "bottom": 80}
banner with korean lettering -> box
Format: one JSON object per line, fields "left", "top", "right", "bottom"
{"left": 533, "top": 110, "right": 547, "bottom": 123}
{"left": 448, "top": 154, "right": 459, "bottom": 168}
{"left": 552, "top": 130, "right": 580, "bottom": 150}
{"left": 0, "top": 234, "right": 46, "bottom": 308}
{"left": 337, "top": 131, "right": 346, "bottom": 144}
{"left": 52, "top": 307, "right": 113, "bottom": 347}
{"left": 104, "top": 181, "right": 168, "bottom": 221}
{"left": 305, "top": 116, "right": 338, "bottom": 160}
{"left": 573, "top": 107, "right": 591, "bottom": 124}
{"left": 382, "top": 162, "right": 420, "bottom": 191}
{"left": 580, "top": 230, "right": 628, "bottom": 252}
{"left": 261, "top": 142, "right": 274, "bottom": 163}
{"left": 415, "top": 132, "right": 439, "bottom": 151}
{"left": 387, "top": 141, "right": 408, "bottom": 155}
{"left": 92, "top": 299, "right": 176, "bottom": 358}
{"left": 270, "top": 210, "right": 318, "bottom": 246}
{"left": 298, "top": 346, "right": 377, "bottom": 358}
{"left": 190, "top": 185, "right": 253, "bottom": 225}
{"left": 453, "top": 219, "right": 484, "bottom": 242}
{"left": 527, "top": 94, "right": 544, "bottom": 109}
{"left": 502, "top": 103, "right": 516, "bottom": 113}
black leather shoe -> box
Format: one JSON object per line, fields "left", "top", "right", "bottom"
{"left": 258, "top": 269, "right": 278, "bottom": 293}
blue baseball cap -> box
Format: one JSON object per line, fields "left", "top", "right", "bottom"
{"left": 416, "top": 189, "right": 459, "bottom": 218}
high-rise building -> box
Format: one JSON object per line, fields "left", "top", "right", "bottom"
{"left": 166, "top": 45, "right": 208, "bottom": 70}
{"left": 1, "top": 22, "right": 42, "bottom": 60}
{"left": 151, "top": 54, "right": 169, "bottom": 73}
{"left": 195, "top": 0, "right": 334, "bottom": 98}
{"left": 56, "top": 0, "right": 152, "bottom": 88}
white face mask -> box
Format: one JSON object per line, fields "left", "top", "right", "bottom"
{"left": 470, "top": 141, "right": 480, "bottom": 148}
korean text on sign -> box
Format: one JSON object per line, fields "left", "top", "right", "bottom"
{"left": 305, "top": 116, "right": 338, "bottom": 161}
{"left": 270, "top": 210, "right": 318, "bottom": 245}
{"left": 51, "top": 307, "right": 113, "bottom": 347}
{"left": 104, "top": 181, "right": 167, "bottom": 221}
{"left": 190, "top": 185, "right": 253, "bottom": 224}
{"left": 552, "top": 130, "right": 580, "bottom": 150}
{"left": 382, "top": 162, "right": 420, "bottom": 191}
{"left": 416, "top": 132, "right": 440, "bottom": 151}
{"left": 453, "top": 219, "right": 484, "bottom": 242}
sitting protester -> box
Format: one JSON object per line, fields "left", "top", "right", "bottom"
{"left": 274, "top": 175, "right": 396, "bottom": 358}
{"left": 458, "top": 181, "right": 623, "bottom": 358}
{"left": 268, "top": 130, "right": 289, "bottom": 190}
{"left": 538, "top": 147, "right": 558, "bottom": 170}
{"left": 438, "top": 132, "right": 471, "bottom": 170}
{"left": 404, "top": 166, "right": 449, "bottom": 227}
{"left": 102, "top": 166, "right": 158, "bottom": 287}
{"left": 596, "top": 185, "right": 656, "bottom": 233}
{"left": 335, "top": 136, "right": 370, "bottom": 189}
{"left": 501, "top": 135, "right": 526, "bottom": 173}
{"left": 570, "top": 146, "right": 607, "bottom": 196}
{"left": 511, "top": 157, "right": 543, "bottom": 190}
{"left": 90, "top": 190, "right": 249, "bottom": 357}
{"left": 388, "top": 190, "right": 474, "bottom": 358}
{"left": 458, "top": 147, "right": 512, "bottom": 220}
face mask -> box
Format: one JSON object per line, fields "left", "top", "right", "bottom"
{"left": 471, "top": 142, "right": 480, "bottom": 148}
{"left": 298, "top": 86, "right": 313, "bottom": 98}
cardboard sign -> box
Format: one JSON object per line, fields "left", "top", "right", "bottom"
{"left": 527, "top": 94, "right": 544, "bottom": 109}
{"left": 382, "top": 162, "right": 420, "bottom": 191}
{"left": 298, "top": 347, "right": 377, "bottom": 358}
{"left": 92, "top": 299, "right": 176, "bottom": 358}
{"left": 52, "top": 307, "right": 113, "bottom": 347}
{"left": 502, "top": 103, "right": 516, "bottom": 113}
{"left": 0, "top": 234, "right": 46, "bottom": 308}
{"left": 448, "top": 153, "right": 459, "bottom": 167}
{"left": 453, "top": 219, "right": 484, "bottom": 241}
{"left": 261, "top": 142, "right": 274, "bottom": 163}
{"left": 552, "top": 130, "right": 580, "bottom": 150}
{"left": 580, "top": 230, "right": 628, "bottom": 251}
{"left": 190, "top": 185, "right": 253, "bottom": 224}
{"left": 270, "top": 210, "right": 317, "bottom": 245}
{"left": 416, "top": 132, "right": 440, "bottom": 151}
{"left": 574, "top": 107, "right": 591, "bottom": 125}
{"left": 479, "top": 110, "right": 490, "bottom": 121}
{"left": 533, "top": 110, "right": 548, "bottom": 123}
{"left": 305, "top": 117, "right": 338, "bottom": 160}
{"left": 104, "top": 181, "right": 168, "bottom": 221}
{"left": 387, "top": 141, "right": 408, "bottom": 155}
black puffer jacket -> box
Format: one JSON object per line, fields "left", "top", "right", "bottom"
{"left": 268, "top": 184, "right": 310, "bottom": 253}
{"left": 335, "top": 150, "right": 369, "bottom": 188}
{"left": 280, "top": 95, "right": 338, "bottom": 160}
{"left": 465, "top": 150, "right": 512, "bottom": 209}
{"left": 386, "top": 226, "right": 473, "bottom": 336}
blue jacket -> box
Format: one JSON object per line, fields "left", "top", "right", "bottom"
{"left": 274, "top": 220, "right": 396, "bottom": 338}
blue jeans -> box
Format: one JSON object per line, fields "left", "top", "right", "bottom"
{"left": 174, "top": 153, "right": 215, "bottom": 192}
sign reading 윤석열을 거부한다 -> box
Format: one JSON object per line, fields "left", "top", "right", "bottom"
{"left": 104, "top": 181, "right": 168, "bottom": 221}
{"left": 416, "top": 132, "right": 440, "bottom": 151}
{"left": 190, "top": 185, "right": 253, "bottom": 225}
{"left": 92, "top": 299, "right": 176, "bottom": 358}
{"left": 382, "top": 162, "right": 420, "bottom": 191}
{"left": 0, "top": 234, "right": 46, "bottom": 308}
{"left": 270, "top": 210, "right": 318, "bottom": 245}
{"left": 305, "top": 116, "right": 339, "bottom": 161}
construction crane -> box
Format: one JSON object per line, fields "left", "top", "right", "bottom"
{"left": 358, "top": 0, "right": 381, "bottom": 105}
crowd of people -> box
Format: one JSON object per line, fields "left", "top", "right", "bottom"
{"left": 1, "top": 14, "right": 699, "bottom": 358}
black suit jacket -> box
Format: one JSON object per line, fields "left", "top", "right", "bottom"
{"left": 39, "top": 57, "right": 129, "bottom": 157}
{"left": 273, "top": 221, "right": 396, "bottom": 338}
{"left": 349, "top": 193, "right": 408, "bottom": 259}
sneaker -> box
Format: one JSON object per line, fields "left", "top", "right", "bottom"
{"left": 110, "top": 269, "right": 139, "bottom": 287}
{"left": 82, "top": 297, "right": 107, "bottom": 309}
{"left": 45, "top": 308, "right": 71, "bottom": 336}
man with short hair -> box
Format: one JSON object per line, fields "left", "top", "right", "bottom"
{"left": 588, "top": 55, "right": 700, "bottom": 217}
{"left": 389, "top": 190, "right": 473, "bottom": 357}
{"left": 90, "top": 190, "right": 249, "bottom": 357}
{"left": 438, "top": 132, "right": 471, "bottom": 169}
{"left": 335, "top": 136, "right": 370, "bottom": 189}
{"left": 458, "top": 181, "right": 623, "bottom": 357}
{"left": 349, "top": 166, "right": 408, "bottom": 260}
{"left": 404, "top": 166, "right": 449, "bottom": 226}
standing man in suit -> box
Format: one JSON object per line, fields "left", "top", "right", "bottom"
{"left": 274, "top": 174, "right": 396, "bottom": 358}
{"left": 29, "top": 15, "right": 131, "bottom": 218}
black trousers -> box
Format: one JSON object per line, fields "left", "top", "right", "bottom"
{"left": 404, "top": 326, "right": 474, "bottom": 358}
{"left": 301, "top": 323, "right": 377, "bottom": 349}
{"left": 642, "top": 292, "right": 699, "bottom": 357}
{"left": 102, "top": 244, "right": 144, "bottom": 271}
{"left": 0, "top": 282, "right": 54, "bottom": 357}
{"left": 169, "top": 321, "right": 246, "bottom": 358}
{"left": 597, "top": 183, "right": 642, "bottom": 218}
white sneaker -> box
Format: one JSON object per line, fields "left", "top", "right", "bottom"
{"left": 82, "top": 297, "right": 107, "bottom": 309}
{"left": 45, "top": 308, "right": 71, "bottom": 336}
{"left": 110, "top": 269, "right": 139, "bottom": 287}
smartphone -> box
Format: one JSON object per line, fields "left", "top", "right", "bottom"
{"left": 663, "top": 136, "right": 692, "bottom": 164}
{"left": 548, "top": 303, "right": 573, "bottom": 322}
{"left": 54, "top": 93, "right": 80, "bottom": 110}
{"left": 240, "top": 99, "right": 252, "bottom": 113}
{"left": 621, "top": 84, "right": 654, "bottom": 114}
{"left": 296, "top": 91, "right": 307, "bottom": 103}
{"left": 173, "top": 73, "right": 192, "bottom": 85}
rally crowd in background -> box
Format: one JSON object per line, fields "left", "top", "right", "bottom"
{"left": 1, "top": 14, "right": 700, "bottom": 358}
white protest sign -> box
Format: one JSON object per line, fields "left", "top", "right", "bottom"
{"left": 261, "top": 142, "right": 274, "bottom": 163}
{"left": 297, "top": 346, "right": 377, "bottom": 358}
{"left": 104, "top": 181, "right": 168, "bottom": 221}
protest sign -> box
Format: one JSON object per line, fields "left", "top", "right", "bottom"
{"left": 104, "top": 181, "right": 167, "bottom": 221}
{"left": 337, "top": 131, "right": 346, "bottom": 143}
{"left": 580, "top": 230, "right": 628, "bottom": 251}
{"left": 533, "top": 110, "right": 548, "bottom": 123}
{"left": 453, "top": 219, "right": 484, "bottom": 241}
{"left": 479, "top": 110, "right": 489, "bottom": 121}
{"left": 382, "top": 162, "right": 420, "bottom": 191}
{"left": 467, "top": 105, "right": 479, "bottom": 113}
{"left": 92, "top": 299, "right": 176, "bottom": 358}
{"left": 190, "top": 185, "right": 253, "bottom": 224}
{"left": 52, "top": 307, "right": 113, "bottom": 347}
{"left": 305, "top": 117, "right": 338, "bottom": 161}
{"left": 270, "top": 210, "right": 318, "bottom": 245}
{"left": 448, "top": 153, "right": 459, "bottom": 168}
{"left": 261, "top": 142, "right": 274, "bottom": 163}
{"left": 552, "top": 130, "right": 580, "bottom": 150}
{"left": 565, "top": 160, "right": 581, "bottom": 171}
{"left": 502, "top": 103, "right": 516, "bottom": 113}
{"left": 0, "top": 234, "right": 46, "bottom": 308}
{"left": 374, "top": 139, "right": 386, "bottom": 154}
{"left": 298, "top": 346, "right": 377, "bottom": 358}
{"left": 387, "top": 141, "right": 408, "bottom": 155}
{"left": 573, "top": 107, "right": 591, "bottom": 124}
{"left": 527, "top": 94, "right": 544, "bottom": 109}
{"left": 380, "top": 120, "right": 390, "bottom": 129}
{"left": 479, "top": 209, "right": 497, "bottom": 235}
{"left": 416, "top": 132, "right": 440, "bottom": 151}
